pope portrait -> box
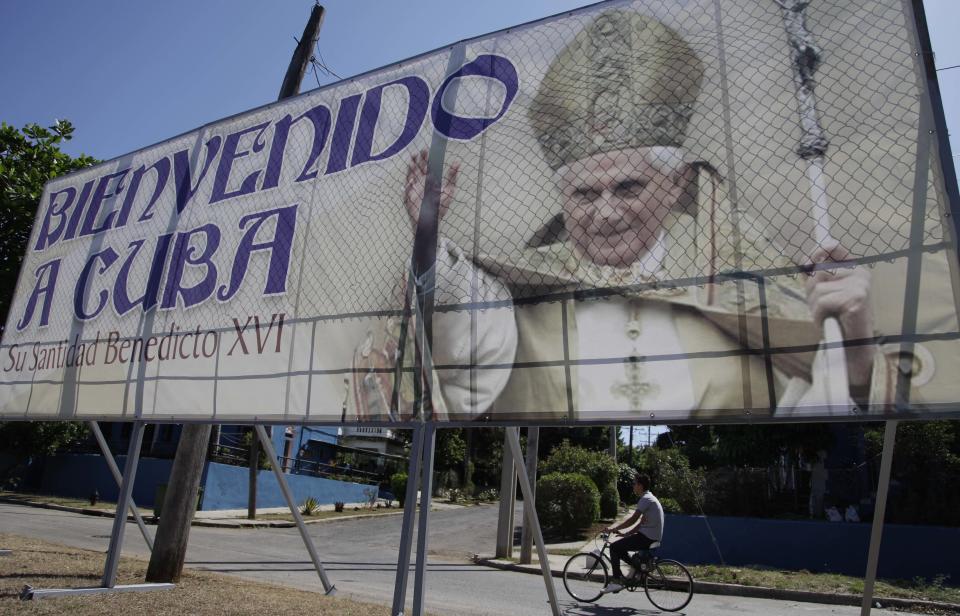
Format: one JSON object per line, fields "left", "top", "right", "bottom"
{"left": 351, "top": 9, "right": 902, "bottom": 422}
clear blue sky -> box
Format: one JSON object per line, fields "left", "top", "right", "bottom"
{"left": 2, "top": 0, "right": 957, "bottom": 167}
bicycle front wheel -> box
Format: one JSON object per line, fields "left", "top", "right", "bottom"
{"left": 644, "top": 559, "right": 693, "bottom": 612}
{"left": 562, "top": 552, "right": 608, "bottom": 603}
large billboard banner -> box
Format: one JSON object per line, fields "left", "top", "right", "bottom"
{"left": 1, "top": 0, "right": 958, "bottom": 424}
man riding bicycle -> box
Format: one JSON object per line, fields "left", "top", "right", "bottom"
{"left": 601, "top": 473, "right": 663, "bottom": 594}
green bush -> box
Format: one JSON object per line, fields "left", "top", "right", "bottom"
{"left": 658, "top": 496, "right": 683, "bottom": 513}
{"left": 476, "top": 488, "right": 499, "bottom": 502}
{"left": 391, "top": 472, "right": 408, "bottom": 506}
{"left": 617, "top": 463, "right": 638, "bottom": 504}
{"left": 637, "top": 446, "right": 705, "bottom": 514}
{"left": 600, "top": 483, "right": 620, "bottom": 520}
{"left": 542, "top": 442, "right": 618, "bottom": 495}
{"left": 536, "top": 472, "right": 600, "bottom": 538}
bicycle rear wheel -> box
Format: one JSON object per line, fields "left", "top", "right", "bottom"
{"left": 562, "top": 552, "right": 608, "bottom": 603}
{"left": 644, "top": 559, "right": 693, "bottom": 611}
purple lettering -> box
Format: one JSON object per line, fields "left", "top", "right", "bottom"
{"left": 217, "top": 204, "right": 298, "bottom": 301}
{"left": 210, "top": 122, "right": 270, "bottom": 204}
{"left": 62, "top": 179, "right": 95, "bottom": 242}
{"left": 160, "top": 224, "right": 221, "bottom": 309}
{"left": 112, "top": 233, "right": 174, "bottom": 315}
{"left": 34, "top": 187, "right": 76, "bottom": 251}
{"left": 172, "top": 135, "right": 222, "bottom": 214}
{"left": 80, "top": 168, "right": 131, "bottom": 237}
{"left": 324, "top": 93, "right": 362, "bottom": 176}
{"left": 351, "top": 76, "right": 429, "bottom": 168}
{"left": 115, "top": 157, "right": 172, "bottom": 227}
{"left": 262, "top": 104, "right": 332, "bottom": 187}
{"left": 432, "top": 54, "right": 519, "bottom": 141}
{"left": 16, "top": 259, "right": 61, "bottom": 330}
{"left": 74, "top": 248, "right": 119, "bottom": 320}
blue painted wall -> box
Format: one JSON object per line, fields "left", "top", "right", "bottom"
{"left": 199, "top": 461, "right": 373, "bottom": 510}
{"left": 36, "top": 454, "right": 374, "bottom": 510}
{"left": 39, "top": 454, "right": 174, "bottom": 507}
{"left": 659, "top": 514, "right": 960, "bottom": 582}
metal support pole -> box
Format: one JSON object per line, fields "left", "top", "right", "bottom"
{"left": 89, "top": 422, "right": 153, "bottom": 551}
{"left": 506, "top": 428, "right": 562, "bottom": 616}
{"left": 860, "top": 420, "right": 898, "bottom": 616}
{"left": 102, "top": 421, "right": 145, "bottom": 588}
{"left": 247, "top": 429, "right": 259, "bottom": 520}
{"left": 495, "top": 431, "right": 517, "bottom": 558}
{"left": 23, "top": 422, "right": 170, "bottom": 600}
{"left": 519, "top": 427, "right": 539, "bottom": 565}
{"left": 255, "top": 425, "right": 336, "bottom": 595}
{"left": 392, "top": 423, "right": 426, "bottom": 616}
{"left": 411, "top": 424, "right": 437, "bottom": 616}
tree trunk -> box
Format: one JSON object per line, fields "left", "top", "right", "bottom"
{"left": 145, "top": 423, "right": 211, "bottom": 583}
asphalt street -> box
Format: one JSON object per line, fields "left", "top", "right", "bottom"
{"left": 0, "top": 502, "right": 921, "bottom": 616}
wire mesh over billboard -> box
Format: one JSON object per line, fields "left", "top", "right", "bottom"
{"left": 2, "top": 0, "right": 958, "bottom": 424}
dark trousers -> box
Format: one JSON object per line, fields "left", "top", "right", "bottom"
{"left": 609, "top": 533, "right": 654, "bottom": 579}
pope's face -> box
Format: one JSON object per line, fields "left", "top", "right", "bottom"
{"left": 558, "top": 148, "right": 685, "bottom": 268}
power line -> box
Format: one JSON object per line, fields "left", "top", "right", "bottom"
{"left": 937, "top": 64, "right": 960, "bottom": 72}
{"left": 313, "top": 44, "right": 343, "bottom": 80}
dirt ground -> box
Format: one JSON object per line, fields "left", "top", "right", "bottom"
{"left": 0, "top": 533, "right": 402, "bottom": 615}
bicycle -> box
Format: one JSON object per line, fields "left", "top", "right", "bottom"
{"left": 562, "top": 532, "right": 694, "bottom": 612}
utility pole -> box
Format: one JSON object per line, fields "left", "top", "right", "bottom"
{"left": 248, "top": 2, "right": 325, "bottom": 520}
{"left": 147, "top": 4, "right": 326, "bottom": 583}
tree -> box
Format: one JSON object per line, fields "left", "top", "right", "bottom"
{"left": 538, "top": 427, "right": 610, "bottom": 462}
{"left": 0, "top": 120, "right": 97, "bottom": 467}
{"left": 0, "top": 120, "right": 97, "bottom": 331}
{"left": 664, "top": 424, "right": 833, "bottom": 469}
{"left": 0, "top": 422, "right": 87, "bottom": 458}
{"left": 864, "top": 420, "right": 960, "bottom": 526}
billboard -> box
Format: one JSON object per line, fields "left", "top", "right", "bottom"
{"left": 2, "top": 0, "right": 958, "bottom": 424}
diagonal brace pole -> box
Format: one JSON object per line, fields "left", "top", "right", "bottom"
{"left": 255, "top": 425, "right": 336, "bottom": 595}
{"left": 505, "top": 427, "right": 562, "bottom": 616}
{"left": 102, "top": 421, "right": 146, "bottom": 587}
{"left": 411, "top": 423, "right": 437, "bottom": 616}
{"left": 392, "top": 423, "right": 426, "bottom": 616}
{"left": 89, "top": 422, "right": 153, "bottom": 551}
{"left": 860, "top": 420, "right": 898, "bottom": 616}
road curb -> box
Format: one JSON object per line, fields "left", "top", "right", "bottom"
{"left": 474, "top": 556, "right": 960, "bottom": 613}
{"left": 0, "top": 496, "right": 405, "bottom": 528}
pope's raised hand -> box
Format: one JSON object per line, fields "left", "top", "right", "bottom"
{"left": 403, "top": 149, "right": 460, "bottom": 229}
{"left": 804, "top": 242, "right": 875, "bottom": 387}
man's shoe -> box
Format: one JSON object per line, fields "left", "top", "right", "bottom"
{"left": 601, "top": 579, "right": 625, "bottom": 594}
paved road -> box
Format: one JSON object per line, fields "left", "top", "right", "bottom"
{"left": 0, "top": 502, "right": 919, "bottom": 616}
